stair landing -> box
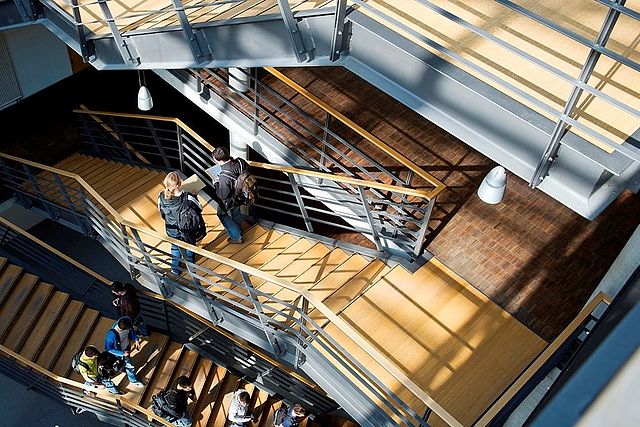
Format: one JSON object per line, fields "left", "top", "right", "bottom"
{"left": 52, "top": 153, "right": 546, "bottom": 425}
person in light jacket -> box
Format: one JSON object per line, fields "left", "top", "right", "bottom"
{"left": 227, "top": 389, "right": 254, "bottom": 426}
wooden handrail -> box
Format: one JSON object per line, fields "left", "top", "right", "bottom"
{"left": 72, "top": 109, "right": 438, "bottom": 200}
{"left": 0, "top": 216, "right": 321, "bottom": 391}
{"left": 0, "top": 152, "right": 461, "bottom": 426}
{"left": 263, "top": 67, "right": 447, "bottom": 199}
{"left": 473, "top": 292, "right": 612, "bottom": 426}
{"left": 0, "top": 343, "right": 175, "bottom": 427}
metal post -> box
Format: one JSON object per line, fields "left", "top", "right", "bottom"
{"left": 329, "top": 0, "right": 347, "bottom": 61}
{"left": 169, "top": 0, "right": 210, "bottom": 63}
{"left": 130, "top": 228, "right": 173, "bottom": 297}
{"left": 53, "top": 174, "right": 84, "bottom": 231}
{"left": 276, "top": 0, "right": 308, "bottom": 62}
{"left": 529, "top": 0, "right": 626, "bottom": 187}
{"left": 240, "top": 271, "right": 285, "bottom": 356}
{"left": 287, "top": 173, "right": 314, "bottom": 233}
{"left": 22, "top": 164, "right": 57, "bottom": 221}
{"left": 119, "top": 224, "right": 137, "bottom": 281}
{"left": 69, "top": 0, "right": 94, "bottom": 62}
{"left": 319, "top": 114, "right": 332, "bottom": 169}
{"left": 357, "top": 185, "right": 383, "bottom": 251}
{"left": 146, "top": 119, "right": 171, "bottom": 168}
{"left": 414, "top": 197, "right": 435, "bottom": 257}
{"left": 252, "top": 68, "right": 260, "bottom": 136}
{"left": 295, "top": 296, "right": 309, "bottom": 369}
{"left": 96, "top": 0, "right": 140, "bottom": 65}
{"left": 108, "top": 118, "right": 134, "bottom": 161}
{"left": 176, "top": 125, "right": 185, "bottom": 171}
{"left": 77, "top": 114, "right": 102, "bottom": 156}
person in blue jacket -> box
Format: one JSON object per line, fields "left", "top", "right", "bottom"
{"left": 104, "top": 317, "right": 144, "bottom": 388}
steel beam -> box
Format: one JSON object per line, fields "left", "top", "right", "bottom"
{"left": 96, "top": 0, "right": 140, "bottom": 65}
{"left": 529, "top": 0, "right": 627, "bottom": 188}
{"left": 329, "top": 0, "right": 347, "bottom": 61}
{"left": 276, "top": 0, "right": 308, "bottom": 62}
{"left": 170, "top": 0, "right": 210, "bottom": 63}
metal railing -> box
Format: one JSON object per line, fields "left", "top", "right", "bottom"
{"left": 0, "top": 215, "right": 337, "bottom": 412}
{"left": 75, "top": 109, "right": 441, "bottom": 258}
{"left": 348, "top": 0, "right": 640, "bottom": 187}
{"left": 0, "top": 151, "right": 462, "bottom": 426}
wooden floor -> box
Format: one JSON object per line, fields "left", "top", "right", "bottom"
{"left": 55, "top": 0, "right": 334, "bottom": 35}
{"left": 0, "top": 255, "right": 359, "bottom": 427}
{"left": 44, "top": 153, "right": 548, "bottom": 425}
{"left": 356, "top": 0, "right": 640, "bottom": 153}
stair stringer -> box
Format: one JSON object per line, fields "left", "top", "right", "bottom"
{"left": 157, "top": 68, "right": 420, "bottom": 259}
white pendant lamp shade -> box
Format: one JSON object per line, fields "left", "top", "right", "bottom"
{"left": 477, "top": 166, "right": 507, "bottom": 204}
{"left": 137, "top": 86, "right": 153, "bottom": 111}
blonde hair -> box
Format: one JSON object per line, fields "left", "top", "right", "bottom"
{"left": 163, "top": 171, "right": 182, "bottom": 199}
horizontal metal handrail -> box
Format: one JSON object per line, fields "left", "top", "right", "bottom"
{"left": 473, "top": 291, "right": 612, "bottom": 426}
{"left": 0, "top": 343, "right": 174, "bottom": 427}
{"left": 72, "top": 109, "right": 437, "bottom": 200}
{"left": 0, "top": 151, "right": 461, "bottom": 426}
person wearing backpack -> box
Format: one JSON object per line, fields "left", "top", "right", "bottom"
{"left": 112, "top": 281, "right": 149, "bottom": 337}
{"left": 158, "top": 171, "right": 204, "bottom": 275}
{"left": 212, "top": 147, "right": 257, "bottom": 244}
{"left": 151, "top": 375, "right": 195, "bottom": 427}
{"left": 104, "top": 317, "right": 144, "bottom": 388}
{"left": 275, "top": 403, "right": 307, "bottom": 427}
{"left": 72, "top": 345, "right": 120, "bottom": 395}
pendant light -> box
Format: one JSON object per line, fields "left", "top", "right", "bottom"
{"left": 137, "top": 70, "right": 153, "bottom": 111}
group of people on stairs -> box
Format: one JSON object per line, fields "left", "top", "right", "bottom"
{"left": 158, "top": 147, "right": 258, "bottom": 275}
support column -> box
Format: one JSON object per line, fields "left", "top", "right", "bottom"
{"left": 229, "top": 128, "right": 249, "bottom": 160}
{"left": 228, "top": 68, "right": 250, "bottom": 93}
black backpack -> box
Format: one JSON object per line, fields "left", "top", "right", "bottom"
{"left": 176, "top": 194, "right": 206, "bottom": 244}
{"left": 152, "top": 390, "right": 178, "bottom": 420}
{"left": 98, "top": 351, "right": 124, "bottom": 379}
{"left": 221, "top": 159, "right": 258, "bottom": 207}
{"left": 71, "top": 351, "right": 90, "bottom": 374}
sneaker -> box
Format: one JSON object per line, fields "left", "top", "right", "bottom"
{"left": 226, "top": 237, "right": 244, "bottom": 244}
{"left": 130, "top": 381, "right": 145, "bottom": 389}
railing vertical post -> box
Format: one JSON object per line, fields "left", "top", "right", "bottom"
{"left": 169, "top": 0, "right": 208, "bottom": 63}
{"left": 413, "top": 197, "right": 435, "bottom": 257}
{"left": 329, "top": 0, "right": 347, "bottom": 61}
{"left": 276, "top": 0, "right": 308, "bottom": 62}
{"left": 108, "top": 117, "right": 134, "bottom": 161}
{"left": 53, "top": 174, "right": 85, "bottom": 232}
{"left": 95, "top": 0, "right": 140, "bottom": 65}
{"left": 240, "top": 271, "right": 284, "bottom": 356}
{"left": 119, "top": 224, "right": 137, "bottom": 281}
{"left": 77, "top": 114, "right": 102, "bottom": 156}
{"left": 69, "top": 0, "right": 93, "bottom": 62}
{"left": 357, "top": 185, "right": 383, "bottom": 251}
{"left": 147, "top": 119, "right": 171, "bottom": 168}
{"left": 22, "top": 164, "right": 58, "bottom": 221}
{"left": 176, "top": 125, "right": 185, "bottom": 171}
{"left": 320, "top": 114, "right": 332, "bottom": 170}
{"left": 252, "top": 68, "right": 260, "bottom": 136}
{"left": 130, "top": 229, "right": 174, "bottom": 298}
{"left": 295, "top": 296, "right": 309, "bottom": 369}
{"left": 287, "top": 173, "right": 314, "bottom": 233}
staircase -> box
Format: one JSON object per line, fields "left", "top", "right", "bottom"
{"left": 0, "top": 254, "right": 354, "bottom": 426}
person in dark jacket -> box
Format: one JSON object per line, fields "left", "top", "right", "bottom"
{"left": 276, "top": 403, "right": 307, "bottom": 427}
{"left": 104, "top": 317, "right": 144, "bottom": 388}
{"left": 154, "top": 375, "right": 195, "bottom": 427}
{"left": 158, "top": 171, "right": 199, "bottom": 274}
{"left": 112, "top": 281, "right": 148, "bottom": 337}
{"left": 212, "top": 147, "right": 250, "bottom": 244}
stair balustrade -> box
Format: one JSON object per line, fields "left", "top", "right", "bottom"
{"left": 0, "top": 152, "right": 463, "bottom": 426}
{"left": 74, "top": 109, "right": 443, "bottom": 258}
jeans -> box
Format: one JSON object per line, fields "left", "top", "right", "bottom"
{"left": 132, "top": 314, "right": 149, "bottom": 337}
{"left": 84, "top": 379, "right": 118, "bottom": 394}
{"left": 170, "top": 243, "right": 194, "bottom": 274}
{"left": 123, "top": 355, "right": 139, "bottom": 383}
{"left": 218, "top": 206, "right": 243, "bottom": 240}
{"left": 172, "top": 416, "right": 193, "bottom": 427}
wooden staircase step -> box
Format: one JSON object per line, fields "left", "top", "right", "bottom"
{"left": 2, "top": 281, "right": 55, "bottom": 350}
{"left": 109, "top": 171, "right": 165, "bottom": 210}
{"left": 257, "top": 238, "right": 315, "bottom": 278}
{"left": 35, "top": 300, "right": 85, "bottom": 369}
{"left": 257, "top": 396, "right": 281, "bottom": 427}
{"left": 248, "top": 387, "right": 271, "bottom": 427}
{"left": 0, "top": 257, "right": 8, "bottom": 273}
{"left": 99, "top": 168, "right": 154, "bottom": 202}
{"left": 66, "top": 315, "right": 114, "bottom": 379}
{"left": 188, "top": 357, "right": 214, "bottom": 420}
{"left": 53, "top": 153, "right": 96, "bottom": 172}
{"left": 50, "top": 307, "right": 101, "bottom": 376}
{"left": 207, "top": 372, "right": 242, "bottom": 427}
{"left": 193, "top": 364, "right": 228, "bottom": 427}
{"left": 306, "top": 254, "right": 372, "bottom": 301}
{"left": 140, "top": 341, "right": 184, "bottom": 407}
{"left": 0, "top": 272, "right": 39, "bottom": 339}
{"left": 127, "top": 332, "right": 171, "bottom": 405}
{"left": 0, "top": 264, "right": 24, "bottom": 306}
{"left": 19, "top": 291, "right": 70, "bottom": 360}
{"left": 172, "top": 347, "right": 200, "bottom": 384}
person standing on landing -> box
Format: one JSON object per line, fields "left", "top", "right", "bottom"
{"left": 158, "top": 172, "right": 199, "bottom": 275}
{"left": 212, "top": 147, "right": 252, "bottom": 244}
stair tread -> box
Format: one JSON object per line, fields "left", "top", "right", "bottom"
{"left": 140, "top": 341, "right": 184, "bottom": 408}
{"left": 36, "top": 300, "right": 85, "bottom": 369}
{"left": 2, "top": 281, "right": 55, "bottom": 350}
{"left": 0, "top": 272, "right": 40, "bottom": 339}
{"left": 50, "top": 307, "right": 100, "bottom": 375}
{"left": 208, "top": 372, "right": 241, "bottom": 427}
{"left": 188, "top": 357, "right": 214, "bottom": 421}
{"left": 193, "top": 365, "right": 228, "bottom": 427}
{"left": 0, "top": 264, "right": 24, "bottom": 306}
{"left": 126, "top": 332, "right": 171, "bottom": 406}
{"left": 19, "top": 291, "right": 70, "bottom": 361}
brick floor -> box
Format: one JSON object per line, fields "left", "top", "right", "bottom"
{"left": 272, "top": 67, "right": 640, "bottom": 341}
